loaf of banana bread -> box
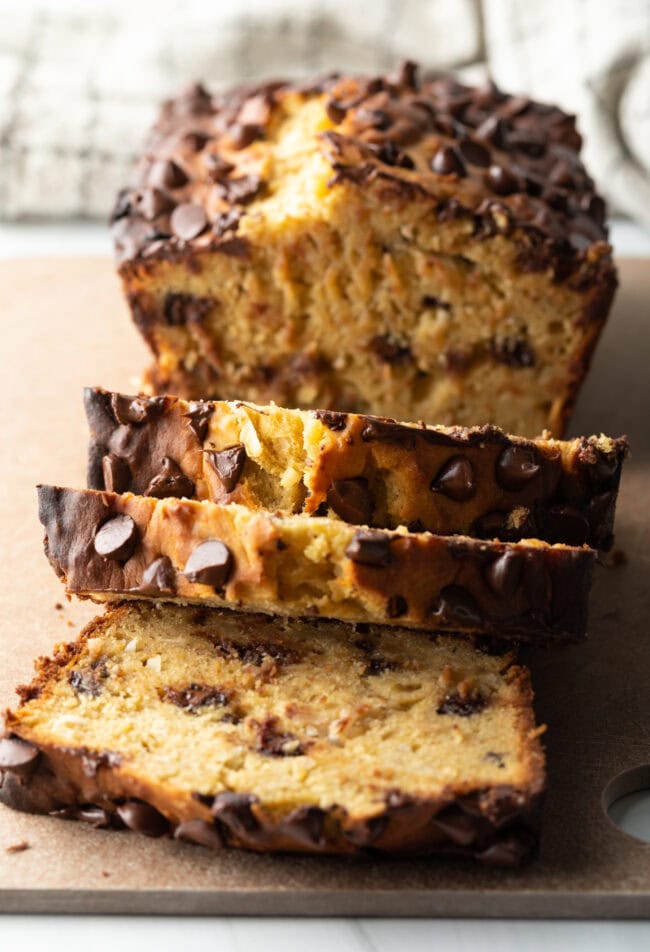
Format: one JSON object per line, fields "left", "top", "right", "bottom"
{"left": 0, "top": 602, "right": 545, "bottom": 863}
{"left": 111, "top": 64, "right": 615, "bottom": 436}
{"left": 38, "top": 485, "right": 595, "bottom": 643}
{"left": 85, "top": 387, "right": 627, "bottom": 548}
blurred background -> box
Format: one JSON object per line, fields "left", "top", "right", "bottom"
{"left": 0, "top": 0, "right": 649, "bottom": 239}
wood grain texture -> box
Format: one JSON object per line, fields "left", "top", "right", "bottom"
{"left": 0, "top": 257, "right": 648, "bottom": 917}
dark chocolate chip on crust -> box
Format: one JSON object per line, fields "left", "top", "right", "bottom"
{"left": 345, "top": 530, "right": 392, "bottom": 567}
{"left": 111, "top": 394, "right": 165, "bottom": 426}
{"left": 145, "top": 457, "right": 195, "bottom": 499}
{"left": 430, "top": 585, "right": 483, "bottom": 628}
{"left": 327, "top": 478, "right": 373, "bottom": 525}
{"left": 211, "top": 792, "right": 260, "bottom": 836}
{"left": 485, "top": 550, "right": 524, "bottom": 597}
{"left": 102, "top": 454, "right": 131, "bottom": 493}
{"left": 314, "top": 409, "right": 348, "bottom": 431}
{"left": 170, "top": 202, "right": 208, "bottom": 240}
{"left": 496, "top": 445, "right": 541, "bottom": 491}
{"left": 185, "top": 401, "right": 214, "bottom": 441}
{"left": 174, "top": 818, "right": 225, "bottom": 850}
{"left": 132, "top": 556, "right": 177, "bottom": 596}
{"left": 473, "top": 510, "right": 506, "bottom": 539}
{"left": 94, "top": 515, "right": 138, "bottom": 562}
{"left": 184, "top": 540, "right": 233, "bottom": 589}
{"left": 280, "top": 806, "right": 326, "bottom": 847}
{"left": 149, "top": 158, "right": 188, "bottom": 190}
{"left": 205, "top": 444, "right": 247, "bottom": 493}
{"left": 431, "top": 455, "right": 476, "bottom": 501}
{"left": 431, "top": 144, "right": 466, "bottom": 176}
{"left": 0, "top": 737, "right": 40, "bottom": 775}
{"left": 116, "top": 800, "right": 170, "bottom": 837}
{"left": 542, "top": 505, "right": 590, "bottom": 546}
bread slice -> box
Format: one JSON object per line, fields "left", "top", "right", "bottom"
{"left": 0, "top": 602, "right": 545, "bottom": 863}
{"left": 38, "top": 485, "right": 595, "bottom": 644}
{"left": 85, "top": 387, "right": 627, "bottom": 549}
{"left": 110, "top": 65, "right": 615, "bottom": 437}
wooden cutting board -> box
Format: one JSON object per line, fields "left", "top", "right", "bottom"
{"left": 0, "top": 257, "right": 648, "bottom": 917}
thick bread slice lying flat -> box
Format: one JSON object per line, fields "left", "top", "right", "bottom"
{"left": 0, "top": 602, "right": 545, "bottom": 863}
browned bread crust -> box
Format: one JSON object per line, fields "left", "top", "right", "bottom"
{"left": 111, "top": 64, "right": 616, "bottom": 436}
{"left": 0, "top": 602, "right": 545, "bottom": 864}
{"left": 85, "top": 387, "right": 627, "bottom": 549}
{"left": 38, "top": 485, "right": 595, "bottom": 643}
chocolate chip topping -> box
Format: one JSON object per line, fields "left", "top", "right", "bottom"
{"left": 174, "top": 818, "right": 225, "bottom": 850}
{"left": 314, "top": 409, "right": 348, "bottom": 431}
{"left": 485, "top": 551, "right": 524, "bottom": 597}
{"left": 496, "top": 445, "right": 541, "bottom": 491}
{"left": 431, "top": 455, "right": 476, "bottom": 501}
{"left": 345, "top": 530, "right": 393, "bottom": 567}
{"left": 170, "top": 203, "right": 208, "bottom": 240}
{"left": 133, "top": 556, "right": 176, "bottom": 596}
{"left": 94, "top": 515, "right": 138, "bottom": 562}
{"left": 281, "top": 806, "right": 326, "bottom": 847}
{"left": 116, "top": 800, "right": 170, "bottom": 837}
{"left": 102, "top": 454, "right": 131, "bottom": 493}
{"left": 430, "top": 585, "right": 483, "bottom": 628}
{"left": 184, "top": 540, "right": 234, "bottom": 589}
{"left": 327, "top": 478, "right": 373, "bottom": 525}
{"left": 205, "top": 444, "right": 247, "bottom": 493}
{"left": 185, "top": 400, "right": 214, "bottom": 441}
{"left": 111, "top": 394, "right": 164, "bottom": 426}
{"left": 216, "top": 174, "right": 264, "bottom": 205}
{"left": 211, "top": 792, "right": 260, "bottom": 836}
{"left": 0, "top": 737, "right": 40, "bottom": 775}
{"left": 431, "top": 144, "right": 466, "bottom": 176}
{"left": 149, "top": 158, "right": 188, "bottom": 190}
{"left": 542, "top": 505, "right": 590, "bottom": 546}
{"left": 145, "top": 457, "right": 195, "bottom": 499}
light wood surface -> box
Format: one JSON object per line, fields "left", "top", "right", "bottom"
{"left": 0, "top": 257, "right": 648, "bottom": 917}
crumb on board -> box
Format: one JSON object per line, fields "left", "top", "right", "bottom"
{"left": 67, "top": 620, "right": 74, "bottom": 628}
{"left": 102, "top": 871, "right": 110, "bottom": 878}
{"left": 6, "top": 840, "right": 30, "bottom": 854}
{"left": 54, "top": 602, "right": 64, "bottom": 611}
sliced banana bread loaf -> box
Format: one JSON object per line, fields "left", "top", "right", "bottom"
{"left": 111, "top": 64, "right": 615, "bottom": 436}
{"left": 0, "top": 602, "right": 545, "bottom": 863}
{"left": 85, "top": 387, "right": 627, "bottom": 548}
{"left": 38, "top": 485, "right": 595, "bottom": 643}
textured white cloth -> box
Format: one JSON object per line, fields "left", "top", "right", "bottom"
{"left": 0, "top": 0, "right": 648, "bottom": 225}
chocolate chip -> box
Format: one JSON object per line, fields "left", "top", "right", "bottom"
{"left": 183, "top": 131, "right": 212, "bottom": 152}
{"left": 0, "top": 737, "right": 40, "bottom": 775}
{"left": 325, "top": 98, "right": 347, "bottom": 123}
{"left": 170, "top": 202, "right": 208, "bottom": 240}
{"left": 111, "top": 394, "right": 163, "bottom": 425}
{"left": 77, "top": 806, "right": 112, "bottom": 828}
{"left": 227, "top": 123, "right": 264, "bottom": 149}
{"left": 485, "top": 551, "right": 523, "bottom": 597}
{"left": 496, "top": 445, "right": 541, "bottom": 491}
{"left": 116, "top": 800, "right": 169, "bottom": 837}
{"left": 163, "top": 292, "right": 212, "bottom": 325}
{"left": 476, "top": 834, "right": 533, "bottom": 866}
{"left": 211, "top": 792, "right": 260, "bottom": 836}
{"left": 174, "top": 818, "right": 225, "bottom": 850}
{"left": 102, "top": 454, "right": 131, "bottom": 493}
{"left": 486, "top": 164, "right": 520, "bottom": 195}
{"left": 149, "top": 159, "right": 188, "bottom": 190}
{"left": 431, "top": 455, "right": 476, "bottom": 502}
{"left": 94, "top": 515, "right": 138, "bottom": 562}
{"left": 369, "top": 333, "right": 412, "bottom": 364}
{"left": 430, "top": 585, "right": 482, "bottom": 628}
{"left": 205, "top": 444, "right": 247, "bottom": 493}
{"left": 314, "top": 409, "right": 348, "bottom": 431}
{"left": 432, "top": 808, "right": 478, "bottom": 845}
{"left": 134, "top": 556, "right": 176, "bottom": 596}
{"left": 458, "top": 138, "right": 491, "bottom": 167}
{"left": 386, "top": 594, "right": 408, "bottom": 618}
{"left": 431, "top": 144, "right": 466, "bottom": 176}
{"left": 205, "top": 153, "right": 235, "bottom": 181}
{"left": 184, "top": 540, "right": 233, "bottom": 589}
{"left": 253, "top": 717, "right": 304, "bottom": 757}
{"left": 281, "top": 806, "right": 326, "bottom": 847}
{"left": 69, "top": 660, "right": 108, "bottom": 697}
{"left": 217, "top": 174, "right": 264, "bottom": 205}
{"left": 163, "top": 683, "right": 229, "bottom": 712}
{"left": 475, "top": 115, "right": 508, "bottom": 148}
{"left": 542, "top": 506, "right": 590, "bottom": 546}
{"left": 364, "top": 656, "right": 399, "bottom": 677}
{"left": 437, "top": 692, "right": 486, "bottom": 716}
{"left": 185, "top": 401, "right": 214, "bottom": 441}
{"left": 213, "top": 208, "right": 242, "bottom": 235}
{"left": 145, "top": 457, "right": 195, "bottom": 499}
{"left": 490, "top": 336, "right": 536, "bottom": 368}
{"left": 473, "top": 511, "right": 506, "bottom": 538}
{"left": 137, "top": 187, "right": 175, "bottom": 220}
{"left": 421, "top": 295, "right": 451, "bottom": 310}
{"left": 345, "top": 530, "right": 392, "bottom": 567}
{"left": 327, "top": 478, "right": 373, "bottom": 525}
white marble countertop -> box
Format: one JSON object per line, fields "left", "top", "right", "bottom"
{"left": 1, "top": 219, "right": 649, "bottom": 947}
